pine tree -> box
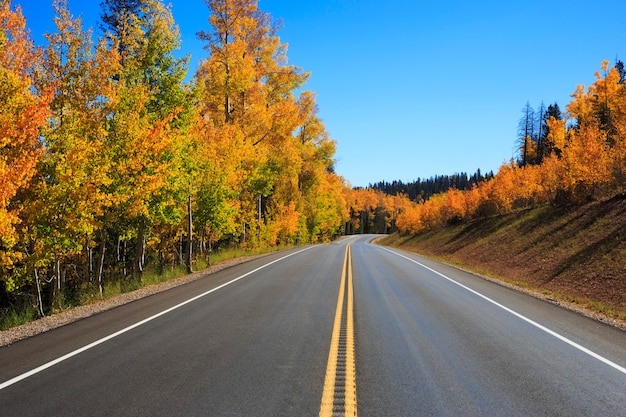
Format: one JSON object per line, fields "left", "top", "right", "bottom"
{"left": 518, "top": 102, "right": 535, "bottom": 166}
{"left": 540, "top": 103, "right": 562, "bottom": 159}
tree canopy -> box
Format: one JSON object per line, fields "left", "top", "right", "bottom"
{"left": 1, "top": 0, "right": 624, "bottom": 323}
{"left": 0, "top": 0, "right": 347, "bottom": 317}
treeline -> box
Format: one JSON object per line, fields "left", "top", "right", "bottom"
{"left": 0, "top": 0, "right": 347, "bottom": 316}
{"left": 344, "top": 188, "right": 406, "bottom": 235}
{"left": 395, "top": 60, "right": 626, "bottom": 234}
{"left": 368, "top": 169, "right": 494, "bottom": 203}
{"left": 344, "top": 60, "right": 626, "bottom": 237}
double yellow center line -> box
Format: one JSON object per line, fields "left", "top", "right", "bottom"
{"left": 319, "top": 244, "right": 357, "bottom": 417}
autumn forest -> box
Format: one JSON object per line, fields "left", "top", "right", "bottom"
{"left": 1, "top": 0, "right": 625, "bottom": 322}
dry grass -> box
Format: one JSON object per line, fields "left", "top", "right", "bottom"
{"left": 382, "top": 195, "right": 626, "bottom": 327}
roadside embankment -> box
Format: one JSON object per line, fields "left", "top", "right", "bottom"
{"left": 378, "top": 194, "right": 626, "bottom": 329}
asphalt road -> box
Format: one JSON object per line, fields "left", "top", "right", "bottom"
{"left": 1, "top": 235, "right": 625, "bottom": 416}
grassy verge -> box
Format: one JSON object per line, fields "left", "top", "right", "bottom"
{"left": 1, "top": 245, "right": 292, "bottom": 331}
{"left": 0, "top": 304, "right": 39, "bottom": 331}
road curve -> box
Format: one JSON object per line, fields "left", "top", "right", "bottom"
{"left": 0, "top": 235, "right": 625, "bottom": 416}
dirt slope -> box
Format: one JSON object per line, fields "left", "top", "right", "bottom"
{"left": 380, "top": 193, "right": 626, "bottom": 327}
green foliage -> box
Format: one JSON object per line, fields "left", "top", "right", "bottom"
{"left": 0, "top": 303, "right": 38, "bottom": 331}
{"left": 0, "top": 0, "right": 346, "bottom": 327}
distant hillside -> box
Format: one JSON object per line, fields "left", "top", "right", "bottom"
{"left": 379, "top": 194, "right": 626, "bottom": 327}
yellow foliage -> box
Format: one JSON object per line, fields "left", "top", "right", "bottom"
{"left": 0, "top": 2, "right": 52, "bottom": 248}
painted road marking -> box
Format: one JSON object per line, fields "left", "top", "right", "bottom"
{"left": 0, "top": 247, "right": 314, "bottom": 391}
{"left": 377, "top": 245, "right": 626, "bottom": 376}
{"left": 320, "top": 244, "right": 357, "bottom": 417}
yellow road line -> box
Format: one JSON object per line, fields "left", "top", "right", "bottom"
{"left": 345, "top": 245, "right": 357, "bottom": 415}
{"left": 319, "top": 244, "right": 357, "bottom": 417}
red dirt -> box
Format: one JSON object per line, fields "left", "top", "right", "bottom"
{"left": 384, "top": 194, "right": 626, "bottom": 328}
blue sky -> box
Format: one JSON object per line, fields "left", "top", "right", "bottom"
{"left": 19, "top": 0, "right": 626, "bottom": 187}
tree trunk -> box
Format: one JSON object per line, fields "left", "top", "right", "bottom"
{"left": 34, "top": 268, "right": 44, "bottom": 318}
{"left": 225, "top": 95, "right": 231, "bottom": 123}
{"left": 186, "top": 193, "right": 193, "bottom": 274}
{"left": 54, "top": 258, "right": 62, "bottom": 309}
{"left": 97, "top": 233, "right": 107, "bottom": 297}
{"left": 207, "top": 235, "right": 212, "bottom": 266}
{"left": 86, "top": 234, "right": 93, "bottom": 282}
{"left": 49, "top": 259, "right": 58, "bottom": 310}
{"left": 178, "top": 233, "right": 183, "bottom": 266}
{"left": 134, "top": 219, "right": 146, "bottom": 281}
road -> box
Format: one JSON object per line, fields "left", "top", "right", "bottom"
{"left": 1, "top": 235, "right": 625, "bottom": 416}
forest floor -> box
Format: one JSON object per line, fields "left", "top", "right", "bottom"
{"left": 378, "top": 193, "right": 626, "bottom": 330}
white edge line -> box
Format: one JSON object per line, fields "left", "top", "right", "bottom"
{"left": 0, "top": 246, "right": 314, "bottom": 391}
{"left": 375, "top": 245, "right": 626, "bottom": 376}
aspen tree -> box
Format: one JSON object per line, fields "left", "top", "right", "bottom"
{"left": 99, "top": 0, "right": 190, "bottom": 280}
{"left": 0, "top": 1, "right": 52, "bottom": 301}
{"left": 25, "top": 0, "right": 117, "bottom": 306}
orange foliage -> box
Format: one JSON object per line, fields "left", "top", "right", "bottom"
{"left": 0, "top": 2, "right": 52, "bottom": 249}
{"left": 0, "top": 0, "right": 349, "bottom": 310}
{"left": 395, "top": 60, "right": 626, "bottom": 236}
{"left": 3, "top": 0, "right": 625, "bottom": 316}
